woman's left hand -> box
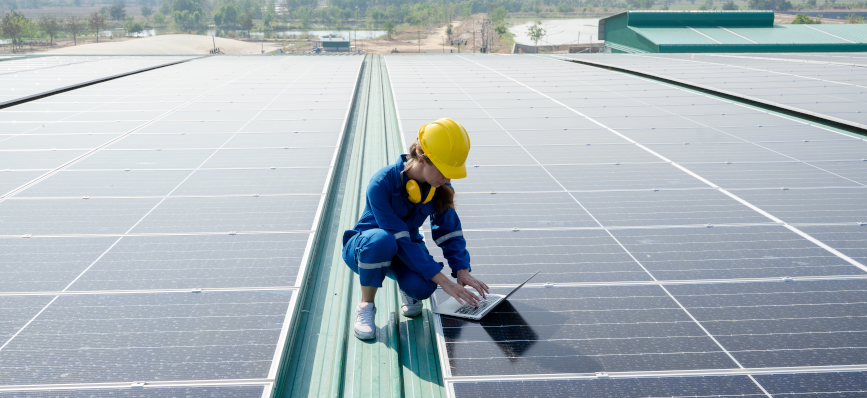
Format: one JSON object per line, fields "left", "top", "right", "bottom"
{"left": 456, "top": 269, "right": 489, "bottom": 299}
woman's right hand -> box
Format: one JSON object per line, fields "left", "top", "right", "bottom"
{"left": 432, "top": 273, "right": 481, "bottom": 307}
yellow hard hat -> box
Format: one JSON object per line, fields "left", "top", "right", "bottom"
{"left": 417, "top": 118, "right": 471, "bottom": 179}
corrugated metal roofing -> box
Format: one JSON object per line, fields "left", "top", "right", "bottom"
{"left": 631, "top": 27, "right": 719, "bottom": 45}
{"left": 729, "top": 25, "right": 851, "bottom": 44}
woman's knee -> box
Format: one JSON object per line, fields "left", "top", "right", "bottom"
{"left": 360, "top": 229, "right": 398, "bottom": 259}
{"left": 401, "top": 278, "right": 437, "bottom": 301}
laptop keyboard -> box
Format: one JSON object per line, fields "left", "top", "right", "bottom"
{"left": 455, "top": 297, "right": 496, "bottom": 316}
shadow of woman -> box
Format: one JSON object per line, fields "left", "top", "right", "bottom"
{"left": 442, "top": 299, "right": 604, "bottom": 376}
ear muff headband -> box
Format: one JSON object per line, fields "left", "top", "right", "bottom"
{"left": 402, "top": 171, "right": 436, "bottom": 204}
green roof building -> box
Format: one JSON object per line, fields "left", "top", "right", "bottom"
{"left": 599, "top": 10, "right": 867, "bottom": 53}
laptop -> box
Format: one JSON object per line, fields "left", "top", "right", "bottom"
{"left": 433, "top": 271, "right": 540, "bottom": 320}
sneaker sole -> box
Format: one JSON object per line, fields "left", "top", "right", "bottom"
{"left": 354, "top": 329, "right": 376, "bottom": 340}
{"left": 402, "top": 307, "right": 422, "bottom": 317}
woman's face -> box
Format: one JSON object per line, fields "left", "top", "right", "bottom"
{"left": 420, "top": 157, "right": 450, "bottom": 188}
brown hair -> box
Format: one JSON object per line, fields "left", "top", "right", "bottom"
{"left": 406, "top": 141, "right": 455, "bottom": 213}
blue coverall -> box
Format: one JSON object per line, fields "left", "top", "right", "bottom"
{"left": 342, "top": 155, "right": 471, "bottom": 300}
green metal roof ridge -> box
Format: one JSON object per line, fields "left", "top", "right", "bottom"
{"left": 277, "top": 54, "right": 445, "bottom": 398}
{"left": 274, "top": 55, "right": 367, "bottom": 398}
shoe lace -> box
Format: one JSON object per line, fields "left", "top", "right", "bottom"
{"left": 358, "top": 307, "right": 375, "bottom": 324}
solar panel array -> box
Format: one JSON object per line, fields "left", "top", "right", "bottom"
{"left": 0, "top": 56, "right": 194, "bottom": 107}
{"left": 564, "top": 53, "right": 867, "bottom": 130}
{"left": 387, "top": 54, "right": 867, "bottom": 397}
{"left": 0, "top": 55, "right": 361, "bottom": 396}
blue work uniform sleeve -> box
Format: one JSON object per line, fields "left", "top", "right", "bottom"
{"left": 367, "top": 181, "right": 443, "bottom": 281}
{"left": 430, "top": 204, "right": 471, "bottom": 278}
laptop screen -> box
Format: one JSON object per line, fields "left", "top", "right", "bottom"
{"left": 502, "top": 270, "right": 541, "bottom": 301}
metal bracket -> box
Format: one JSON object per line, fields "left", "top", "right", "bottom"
{"left": 131, "top": 381, "right": 146, "bottom": 388}
{"left": 595, "top": 372, "right": 609, "bottom": 378}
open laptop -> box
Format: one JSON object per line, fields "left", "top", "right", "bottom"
{"left": 433, "top": 271, "right": 540, "bottom": 320}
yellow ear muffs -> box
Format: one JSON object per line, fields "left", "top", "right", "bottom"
{"left": 402, "top": 173, "right": 436, "bottom": 204}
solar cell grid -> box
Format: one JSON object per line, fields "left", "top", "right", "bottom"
{"left": 0, "top": 386, "right": 267, "bottom": 397}
{"left": 451, "top": 375, "right": 764, "bottom": 398}
{"left": 565, "top": 53, "right": 867, "bottom": 129}
{"left": 435, "top": 285, "right": 738, "bottom": 376}
{"left": 0, "top": 55, "right": 362, "bottom": 396}
{"left": 388, "top": 54, "right": 867, "bottom": 396}
{"left": 426, "top": 229, "right": 654, "bottom": 284}
{"left": 0, "top": 56, "right": 195, "bottom": 107}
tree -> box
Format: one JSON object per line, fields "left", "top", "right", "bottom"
{"left": 494, "top": 21, "right": 506, "bottom": 49}
{"left": 237, "top": 12, "right": 252, "bottom": 37}
{"left": 1, "top": 11, "right": 28, "bottom": 52}
{"left": 526, "top": 20, "right": 545, "bottom": 46}
{"left": 152, "top": 11, "right": 165, "bottom": 26}
{"left": 37, "top": 13, "right": 59, "bottom": 44}
{"left": 72, "top": 0, "right": 80, "bottom": 6}
{"left": 805, "top": 0, "right": 817, "bottom": 6}
{"left": 109, "top": 0, "right": 126, "bottom": 20}
{"left": 123, "top": 17, "right": 143, "bottom": 34}
{"left": 490, "top": 6, "right": 507, "bottom": 23}
{"left": 213, "top": 3, "right": 237, "bottom": 27}
{"left": 792, "top": 13, "right": 821, "bottom": 23}
{"left": 171, "top": 0, "right": 202, "bottom": 29}
{"left": 721, "top": 0, "right": 738, "bottom": 8}
{"left": 383, "top": 19, "right": 395, "bottom": 39}
{"left": 747, "top": 0, "right": 793, "bottom": 10}
{"left": 65, "top": 15, "right": 83, "bottom": 44}
{"left": 88, "top": 10, "right": 105, "bottom": 41}
{"left": 845, "top": 13, "right": 865, "bottom": 23}
{"left": 141, "top": 5, "right": 152, "bottom": 18}
{"left": 446, "top": 22, "right": 452, "bottom": 40}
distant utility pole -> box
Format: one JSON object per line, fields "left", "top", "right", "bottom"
{"left": 473, "top": 20, "right": 475, "bottom": 53}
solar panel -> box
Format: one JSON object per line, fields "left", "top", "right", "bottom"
{"left": 0, "top": 386, "right": 268, "bottom": 397}
{"left": 563, "top": 53, "right": 867, "bottom": 129}
{"left": 387, "top": 54, "right": 867, "bottom": 397}
{"left": 0, "top": 56, "right": 195, "bottom": 107}
{"left": 0, "top": 55, "right": 362, "bottom": 396}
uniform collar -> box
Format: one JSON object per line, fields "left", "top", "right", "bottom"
{"left": 396, "top": 154, "right": 409, "bottom": 173}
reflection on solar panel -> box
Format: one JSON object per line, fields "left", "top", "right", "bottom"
{"left": 0, "top": 56, "right": 195, "bottom": 107}
{"left": 388, "top": 54, "right": 867, "bottom": 397}
{"left": 563, "top": 53, "right": 867, "bottom": 130}
{"left": 0, "top": 55, "right": 362, "bottom": 396}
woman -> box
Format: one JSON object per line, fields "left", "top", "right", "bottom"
{"left": 342, "top": 118, "right": 490, "bottom": 340}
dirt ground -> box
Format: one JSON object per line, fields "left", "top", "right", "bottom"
{"left": 358, "top": 16, "right": 513, "bottom": 55}
{"left": 31, "top": 34, "right": 284, "bottom": 55}
{"left": 359, "top": 21, "right": 462, "bottom": 54}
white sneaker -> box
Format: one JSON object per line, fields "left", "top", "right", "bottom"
{"left": 399, "top": 289, "right": 423, "bottom": 317}
{"left": 354, "top": 302, "right": 376, "bottom": 340}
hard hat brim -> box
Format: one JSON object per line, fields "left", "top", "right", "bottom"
{"left": 430, "top": 158, "right": 467, "bottom": 179}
